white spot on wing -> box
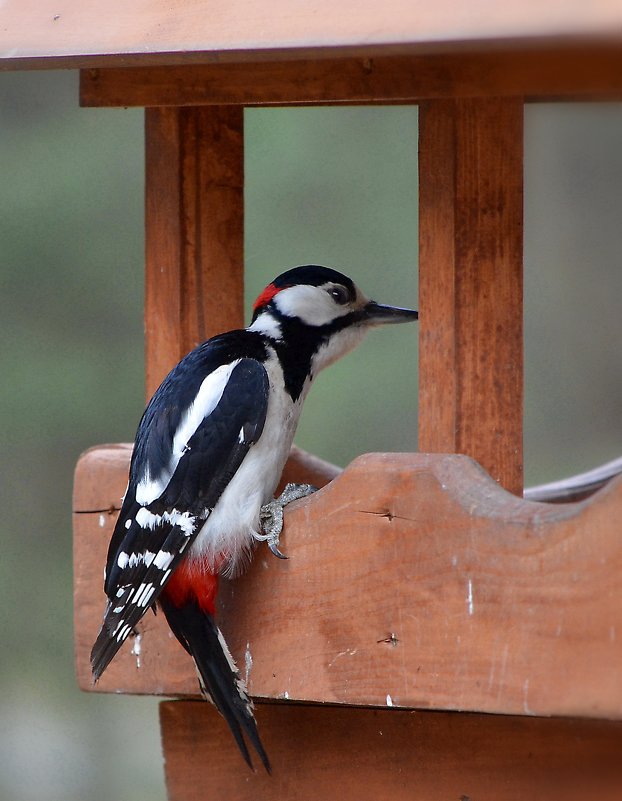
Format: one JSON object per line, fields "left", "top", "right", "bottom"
{"left": 135, "top": 506, "right": 195, "bottom": 536}
{"left": 133, "top": 582, "right": 156, "bottom": 607}
{"left": 153, "top": 550, "right": 174, "bottom": 570}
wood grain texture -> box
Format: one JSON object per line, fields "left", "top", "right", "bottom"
{"left": 81, "top": 46, "right": 622, "bottom": 108}
{"left": 160, "top": 701, "right": 622, "bottom": 801}
{"left": 145, "top": 106, "right": 244, "bottom": 399}
{"left": 418, "top": 98, "right": 523, "bottom": 495}
{"left": 2, "top": 1, "right": 621, "bottom": 69}
{"left": 74, "top": 447, "right": 622, "bottom": 720}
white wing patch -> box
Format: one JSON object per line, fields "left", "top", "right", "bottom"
{"left": 135, "top": 506, "right": 196, "bottom": 536}
{"left": 135, "top": 360, "right": 241, "bottom": 505}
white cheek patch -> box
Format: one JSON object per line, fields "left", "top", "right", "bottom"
{"left": 274, "top": 285, "right": 352, "bottom": 326}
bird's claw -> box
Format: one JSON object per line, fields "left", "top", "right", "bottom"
{"left": 257, "top": 482, "right": 318, "bottom": 560}
{"left": 267, "top": 539, "right": 289, "bottom": 560}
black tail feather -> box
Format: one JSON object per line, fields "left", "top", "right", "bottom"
{"left": 160, "top": 596, "right": 271, "bottom": 773}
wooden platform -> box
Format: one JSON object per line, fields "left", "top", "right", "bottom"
{"left": 75, "top": 445, "right": 622, "bottom": 720}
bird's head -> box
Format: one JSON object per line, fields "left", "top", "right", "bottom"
{"left": 249, "top": 265, "right": 418, "bottom": 374}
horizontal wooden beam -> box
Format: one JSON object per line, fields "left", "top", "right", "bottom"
{"left": 3, "top": 0, "right": 621, "bottom": 72}
{"left": 74, "top": 445, "right": 622, "bottom": 719}
{"left": 80, "top": 46, "right": 622, "bottom": 107}
{"left": 161, "top": 701, "right": 622, "bottom": 800}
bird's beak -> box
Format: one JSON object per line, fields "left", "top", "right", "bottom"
{"left": 361, "top": 300, "right": 419, "bottom": 326}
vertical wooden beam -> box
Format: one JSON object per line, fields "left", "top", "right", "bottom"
{"left": 144, "top": 106, "right": 244, "bottom": 399}
{"left": 418, "top": 98, "right": 524, "bottom": 494}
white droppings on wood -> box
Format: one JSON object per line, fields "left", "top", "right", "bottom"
{"left": 467, "top": 578, "right": 474, "bottom": 615}
{"left": 244, "top": 642, "right": 253, "bottom": 685}
{"left": 386, "top": 694, "right": 393, "bottom": 707}
{"left": 522, "top": 678, "right": 534, "bottom": 714}
{"left": 328, "top": 648, "right": 358, "bottom": 668}
{"left": 131, "top": 633, "right": 142, "bottom": 669}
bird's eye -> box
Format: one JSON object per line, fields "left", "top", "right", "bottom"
{"left": 328, "top": 285, "right": 349, "bottom": 305}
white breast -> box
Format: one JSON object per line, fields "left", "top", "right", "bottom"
{"left": 189, "top": 349, "right": 307, "bottom": 576}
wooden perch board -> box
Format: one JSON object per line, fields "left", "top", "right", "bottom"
{"left": 160, "top": 701, "right": 622, "bottom": 801}
{"left": 74, "top": 446, "right": 622, "bottom": 719}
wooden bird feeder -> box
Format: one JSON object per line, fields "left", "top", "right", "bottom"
{"left": 5, "top": 3, "right": 622, "bottom": 798}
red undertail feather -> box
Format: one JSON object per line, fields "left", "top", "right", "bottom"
{"left": 162, "top": 560, "right": 219, "bottom": 615}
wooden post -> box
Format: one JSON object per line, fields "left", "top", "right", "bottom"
{"left": 418, "top": 98, "right": 524, "bottom": 495}
{"left": 144, "top": 105, "right": 244, "bottom": 399}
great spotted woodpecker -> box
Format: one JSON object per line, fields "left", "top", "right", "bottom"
{"left": 91, "top": 265, "right": 418, "bottom": 772}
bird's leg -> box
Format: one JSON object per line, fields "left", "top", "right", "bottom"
{"left": 256, "top": 483, "right": 318, "bottom": 559}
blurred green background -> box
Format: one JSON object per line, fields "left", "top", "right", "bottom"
{"left": 1, "top": 71, "right": 621, "bottom": 801}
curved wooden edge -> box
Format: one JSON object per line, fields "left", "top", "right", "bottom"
{"left": 74, "top": 446, "right": 622, "bottom": 719}
{"left": 160, "top": 700, "right": 622, "bottom": 801}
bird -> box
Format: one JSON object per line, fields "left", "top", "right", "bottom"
{"left": 91, "top": 264, "right": 418, "bottom": 772}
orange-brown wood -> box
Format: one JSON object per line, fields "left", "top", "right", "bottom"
{"left": 418, "top": 98, "right": 523, "bottom": 494}
{"left": 75, "top": 447, "right": 622, "bottom": 720}
{"left": 2, "top": 1, "right": 622, "bottom": 70}
{"left": 160, "top": 701, "right": 622, "bottom": 801}
{"left": 145, "top": 105, "right": 244, "bottom": 398}
{"left": 80, "top": 47, "right": 622, "bottom": 108}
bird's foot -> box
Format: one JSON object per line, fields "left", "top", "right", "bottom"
{"left": 256, "top": 483, "right": 318, "bottom": 559}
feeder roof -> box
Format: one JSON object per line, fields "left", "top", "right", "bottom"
{"left": 1, "top": 0, "right": 621, "bottom": 70}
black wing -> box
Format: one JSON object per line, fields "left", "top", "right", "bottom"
{"left": 91, "top": 357, "right": 269, "bottom": 680}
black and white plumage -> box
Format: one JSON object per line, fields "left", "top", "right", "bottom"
{"left": 91, "top": 264, "right": 418, "bottom": 772}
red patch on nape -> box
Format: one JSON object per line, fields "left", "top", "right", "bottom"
{"left": 162, "top": 559, "right": 219, "bottom": 615}
{"left": 253, "top": 282, "right": 283, "bottom": 312}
